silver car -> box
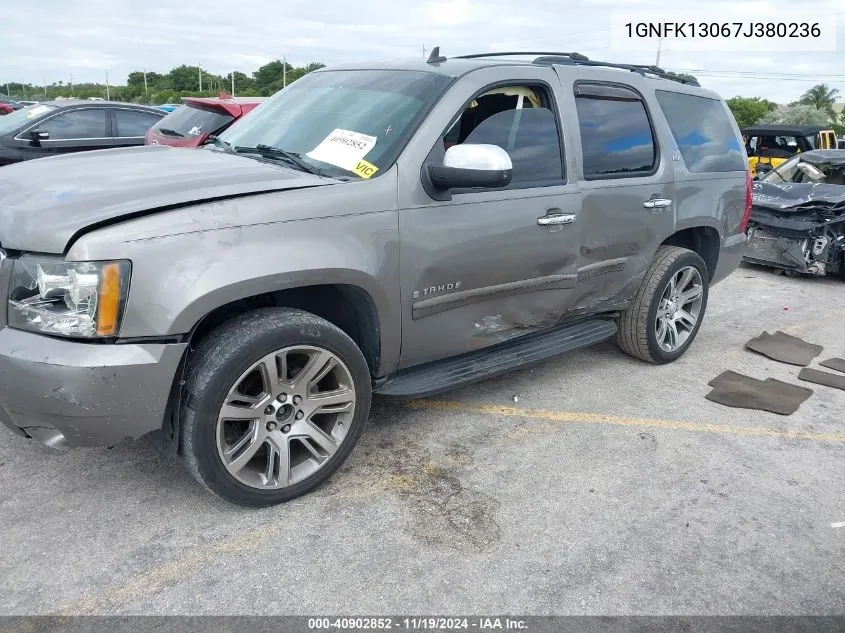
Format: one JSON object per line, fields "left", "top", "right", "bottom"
{"left": 0, "top": 50, "right": 750, "bottom": 506}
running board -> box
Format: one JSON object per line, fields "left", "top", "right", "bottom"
{"left": 374, "top": 318, "right": 617, "bottom": 399}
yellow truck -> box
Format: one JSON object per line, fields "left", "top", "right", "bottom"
{"left": 742, "top": 124, "right": 837, "bottom": 178}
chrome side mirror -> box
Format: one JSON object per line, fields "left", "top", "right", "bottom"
{"left": 426, "top": 143, "right": 513, "bottom": 191}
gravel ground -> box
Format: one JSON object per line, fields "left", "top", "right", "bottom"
{"left": 0, "top": 263, "right": 843, "bottom": 616}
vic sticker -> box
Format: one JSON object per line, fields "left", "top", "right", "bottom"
{"left": 353, "top": 159, "right": 379, "bottom": 179}
{"left": 306, "top": 129, "right": 377, "bottom": 172}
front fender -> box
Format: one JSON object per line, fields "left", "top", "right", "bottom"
{"left": 119, "top": 209, "right": 397, "bottom": 335}
{"left": 65, "top": 172, "right": 401, "bottom": 372}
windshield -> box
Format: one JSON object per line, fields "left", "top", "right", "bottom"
{"left": 150, "top": 103, "right": 234, "bottom": 138}
{"left": 0, "top": 103, "right": 57, "bottom": 136}
{"left": 218, "top": 69, "right": 451, "bottom": 179}
{"left": 760, "top": 155, "right": 845, "bottom": 185}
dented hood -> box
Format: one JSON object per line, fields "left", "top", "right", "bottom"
{"left": 0, "top": 145, "right": 331, "bottom": 253}
{"left": 752, "top": 180, "right": 845, "bottom": 213}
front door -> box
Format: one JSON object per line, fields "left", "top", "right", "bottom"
{"left": 16, "top": 107, "right": 111, "bottom": 160}
{"left": 395, "top": 67, "right": 582, "bottom": 370}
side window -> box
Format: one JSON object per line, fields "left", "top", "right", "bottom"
{"left": 654, "top": 91, "right": 747, "bottom": 173}
{"left": 574, "top": 83, "right": 656, "bottom": 179}
{"left": 114, "top": 109, "right": 162, "bottom": 137}
{"left": 38, "top": 109, "right": 108, "bottom": 139}
{"left": 441, "top": 85, "right": 564, "bottom": 186}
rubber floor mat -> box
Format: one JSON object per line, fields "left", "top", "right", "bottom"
{"left": 798, "top": 367, "right": 845, "bottom": 391}
{"left": 706, "top": 370, "right": 813, "bottom": 415}
{"left": 819, "top": 358, "right": 845, "bottom": 374}
{"left": 745, "top": 331, "right": 823, "bottom": 366}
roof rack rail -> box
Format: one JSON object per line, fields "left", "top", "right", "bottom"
{"left": 434, "top": 49, "right": 700, "bottom": 86}
{"left": 453, "top": 51, "right": 590, "bottom": 62}
{"left": 533, "top": 55, "right": 700, "bottom": 86}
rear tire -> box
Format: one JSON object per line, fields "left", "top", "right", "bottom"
{"left": 180, "top": 307, "right": 372, "bottom": 507}
{"left": 617, "top": 246, "right": 710, "bottom": 364}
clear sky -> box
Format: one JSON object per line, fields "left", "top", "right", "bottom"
{"left": 2, "top": 0, "right": 844, "bottom": 103}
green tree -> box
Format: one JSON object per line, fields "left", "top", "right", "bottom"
{"left": 726, "top": 96, "right": 778, "bottom": 128}
{"left": 663, "top": 72, "right": 698, "bottom": 85}
{"left": 166, "top": 65, "right": 203, "bottom": 92}
{"left": 127, "top": 71, "right": 164, "bottom": 98}
{"left": 798, "top": 83, "right": 839, "bottom": 120}
{"left": 831, "top": 108, "right": 845, "bottom": 137}
{"left": 758, "top": 104, "right": 829, "bottom": 126}
{"left": 224, "top": 71, "right": 255, "bottom": 94}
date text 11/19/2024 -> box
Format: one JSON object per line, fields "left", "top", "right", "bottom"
{"left": 307, "top": 617, "right": 528, "bottom": 630}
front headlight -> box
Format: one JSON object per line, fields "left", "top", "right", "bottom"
{"left": 8, "top": 257, "right": 131, "bottom": 338}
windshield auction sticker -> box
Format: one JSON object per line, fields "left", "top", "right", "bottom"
{"left": 353, "top": 159, "right": 379, "bottom": 179}
{"left": 307, "top": 129, "right": 378, "bottom": 173}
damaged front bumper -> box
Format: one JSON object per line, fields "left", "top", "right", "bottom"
{"left": 744, "top": 209, "right": 845, "bottom": 277}
{"left": 0, "top": 327, "right": 186, "bottom": 448}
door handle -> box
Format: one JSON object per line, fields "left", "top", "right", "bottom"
{"left": 643, "top": 198, "right": 672, "bottom": 210}
{"left": 537, "top": 212, "right": 576, "bottom": 226}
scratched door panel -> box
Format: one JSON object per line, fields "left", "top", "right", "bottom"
{"left": 393, "top": 64, "right": 583, "bottom": 370}
{"left": 567, "top": 80, "right": 675, "bottom": 314}
{"left": 397, "top": 187, "right": 582, "bottom": 369}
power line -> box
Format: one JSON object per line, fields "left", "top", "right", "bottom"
{"left": 673, "top": 69, "right": 845, "bottom": 80}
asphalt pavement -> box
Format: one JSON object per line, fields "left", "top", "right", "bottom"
{"left": 1, "top": 263, "right": 843, "bottom": 615}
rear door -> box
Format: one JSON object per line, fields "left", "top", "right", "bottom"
{"left": 567, "top": 80, "right": 675, "bottom": 310}
{"left": 112, "top": 108, "right": 165, "bottom": 148}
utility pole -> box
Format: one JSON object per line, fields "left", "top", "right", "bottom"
{"left": 43, "top": 76, "right": 47, "bottom": 99}
{"left": 199, "top": 64, "right": 203, "bottom": 92}
{"left": 283, "top": 58, "right": 287, "bottom": 88}
{"left": 143, "top": 70, "right": 148, "bottom": 98}
{"left": 231, "top": 71, "right": 235, "bottom": 97}
{"left": 69, "top": 74, "right": 73, "bottom": 96}
{"left": 105, "top": 71, "right": 110, "bottom": 100}
{"left": 655, "top": 35, "right": 663, "bottom": 66}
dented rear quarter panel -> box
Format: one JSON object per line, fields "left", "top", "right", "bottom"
{"left": 67, "top": 171, "right": 402, "bottom": 377}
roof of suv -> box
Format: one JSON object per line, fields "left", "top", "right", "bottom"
{"left": 321, "top": 51, "right": 719, "bottom": 98}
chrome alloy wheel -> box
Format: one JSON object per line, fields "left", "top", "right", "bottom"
{"left": 215, "top": 346, "right": 356, "bottom": 489}
{"left": 654, "top": 265, "right": 704, "bottom": 353}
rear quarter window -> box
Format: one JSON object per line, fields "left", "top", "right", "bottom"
{"left": 655, "top": 91, "right": 746, "bottom": 173}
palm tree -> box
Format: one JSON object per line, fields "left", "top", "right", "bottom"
{"left": 799, "top": 83, "right": 840, "bottom": 120}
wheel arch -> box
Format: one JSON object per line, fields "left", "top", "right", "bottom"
{"left": 660, "top": 225, "right": 721, "bottom": 283}
{"left": 158, "top": 282, "right": 384, "bottom": 455}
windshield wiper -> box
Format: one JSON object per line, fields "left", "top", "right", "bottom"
{"left": 156, "top": 127, "right": 184, "bottom": 138}
{"left": 233, "top": 144, "right": 324, "bottom": 176}
{"left": 205, "top": 135, "right": 234, "bottom": 153}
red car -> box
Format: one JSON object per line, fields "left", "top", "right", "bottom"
{"left": 0, "top": 96, "right": 23, "bottom": 115}
{"left": 145, "top": 92, "right": 265, "bottom": 147}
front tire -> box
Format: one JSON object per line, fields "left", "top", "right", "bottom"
{"left": 180, "top": 307, "right": 372, "bottom": 507}
{"left": 617, "top": 246, "right": 709, "bottom": 364}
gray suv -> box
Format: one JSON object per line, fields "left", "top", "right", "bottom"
{"left": 0, "top": 50, "right": 751, "bottom": 506}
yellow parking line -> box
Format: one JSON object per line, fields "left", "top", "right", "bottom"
{"left": 407, "top": 400, "right": 845, "bottom": 443}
